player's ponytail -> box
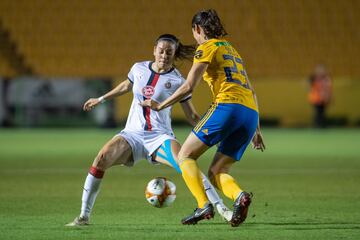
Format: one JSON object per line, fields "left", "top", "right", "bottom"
{"left": 191, "top": 9, "right": 227, "bottom": 39}
{"left": 155, "top": 34, "right": 195, "bottom": 61}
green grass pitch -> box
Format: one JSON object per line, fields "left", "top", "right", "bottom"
{"left": 0, "top": 127, "right": 359, "bottom": 239}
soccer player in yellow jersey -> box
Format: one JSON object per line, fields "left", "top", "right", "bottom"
{"left": 141, "top": 9, "right": 265, "bottom": 227}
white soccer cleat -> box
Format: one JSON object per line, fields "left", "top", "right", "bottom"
{"left": 65, "top": 216, "right": 89, "bottom": 227}
{"left": 216, "top": 203, "right": 233, "bottom": 222}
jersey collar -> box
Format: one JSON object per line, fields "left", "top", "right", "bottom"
{"left": 148, "top": 62, "right": 175, "bottom": 75}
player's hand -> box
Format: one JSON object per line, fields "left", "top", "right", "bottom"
{"left": 252, "top": 131, "right": 265, "bottom": 152}
{"left": 83, "top": 98, "right": 100, "bottom": 111}
{"left": 140, "top": 99, "right": 161, "bottom": 111}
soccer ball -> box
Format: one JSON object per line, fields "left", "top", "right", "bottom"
{"left": 145, "top": 177, "right": 176, "bottom": 208}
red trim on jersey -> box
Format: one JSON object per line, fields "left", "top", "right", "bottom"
{"left": 150, "top": 73, "right": 160, "bottom": 88}
{"left": 89, "top": 166, "right": 104, "bottom": 179}
{"left": 145, "top": 106, "right": 152, "bottom": 130}
{"left": 144, "top": 73, "right": 160, "bottom": 131}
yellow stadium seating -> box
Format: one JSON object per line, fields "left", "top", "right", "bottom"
{"left": 0, "top": 0, "right": 359, "bottom": 125}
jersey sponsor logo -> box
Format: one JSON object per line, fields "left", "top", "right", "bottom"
{"left": 165, "top": 81, "right": 172, "bottom": 89}
{"left": 142, "top": 86, "right": 155, "bottom": 98}
{"left": 194, "top": 50, "right": 203, "bottom": 59}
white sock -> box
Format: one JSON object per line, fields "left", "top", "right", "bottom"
{"left": 201, "top": 172, "right": 225, "bottom": 207}
{"left": 202, "top": 173, "right": 232, "bottom": 221}
{"left": 80, "top": 173, "right": 102, "bottom": 219}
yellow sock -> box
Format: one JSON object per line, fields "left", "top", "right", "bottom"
{"left": 180, "top": 159, "right": 208, "bottom": 208}
{"left": 214, "top": 173, "right": 242, "bottom": 201}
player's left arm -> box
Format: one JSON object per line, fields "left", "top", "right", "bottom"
{"left": 140, "top": 62, "right": 208, "bottom": 111}
{"left": 180, "top": 99, "right": 201, "bottom": 127}
{"left": 247, "top": 79, "right": 266, "bottom": 151}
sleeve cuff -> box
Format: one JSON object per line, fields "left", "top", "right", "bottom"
{"left": 127, "top": 77, "right": 133, "bottom": 83}
{"left": 180, "top": 96, "right": 192, "bottom": 103}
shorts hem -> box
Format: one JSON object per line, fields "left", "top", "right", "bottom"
{"left": 191, "top": 129, "right": 212, "bottom": 147}
{"left": 216, "top": 149, "right": 241, "bottom": 162}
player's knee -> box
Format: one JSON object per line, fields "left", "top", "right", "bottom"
{"left": 207, "top": 167, "right": 218, "bottom": 185}
{"left": 177, "top": 151, "right": 198, "bottom": 164}
{"left": 176, "top": 156, "right": 186, "bottom": 166}
{"left": 207, "top": 169, "right": 216, "bottom": 186}
{"left": 208, "top": 164, "right": 232, "bottom": 185}
{"left": 177, "top": 150, "right": 187, "bottom": 162}
{"left": 178, "top": 146, "right": 199, "bottom": 161}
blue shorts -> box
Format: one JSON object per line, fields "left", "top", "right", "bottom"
{"left": 192, "top": 103, "right": 258, "bottom": 161}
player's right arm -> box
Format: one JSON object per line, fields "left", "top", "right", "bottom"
{"left": 83, "top": 79, "right": 133, "bottom": 111}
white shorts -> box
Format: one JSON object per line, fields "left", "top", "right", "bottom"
{"left": 116, "top": 129, "right": 176, "bottom": 165}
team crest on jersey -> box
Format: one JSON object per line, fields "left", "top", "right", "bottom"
{"left": 165, "top": 81, "right": 172, "bottom": 89}
{"left": 142, "top": 86, "right": 155, "bottom": 98}
{"left": 194, "top": 50, "right": 203, "bottom": 59}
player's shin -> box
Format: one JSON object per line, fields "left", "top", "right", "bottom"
{"left": 179, "top": 159, "right": 208, "bottom": 208}
{"left": 214, "top": 173, "right": 242, "bottom": 201}
{"left": 201, "top": 172, "right": 222, "bottom": 205}
{"left": 80, "top": 166, "right": 105, "bottom": 219}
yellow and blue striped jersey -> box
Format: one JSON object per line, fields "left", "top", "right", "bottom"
{"left": 193, "top": 38, "right": 258, "bottom": 112}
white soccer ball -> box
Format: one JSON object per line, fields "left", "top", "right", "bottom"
{"left": 145, "top": 177, "right": 176, "bottom": 208}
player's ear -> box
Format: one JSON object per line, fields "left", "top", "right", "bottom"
{"left": 194, "top": 24, "right": 201, "bottom": 34}
{"left": 153, "top": 46, "right": 157, "bottom": 56}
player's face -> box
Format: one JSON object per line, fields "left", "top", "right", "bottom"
{"left": 153, "top": 41, "right": 176, "bottom": 70}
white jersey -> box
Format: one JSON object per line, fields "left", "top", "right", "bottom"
{"left": 125, "top": 61, "right": 190, "bottom": 135}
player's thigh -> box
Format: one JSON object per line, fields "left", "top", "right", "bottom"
{"left": 154, "top": 139, "right": 182, "bottom": 173}
{"left": 93, "top": 135, "right": 133, "bottom": 170}
{"left": 178, "top": 131, "right": 210, "bottom": 162}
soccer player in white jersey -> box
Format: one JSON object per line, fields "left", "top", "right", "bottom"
{"left": 66, "top": 34, "right": 232, "bottom": 226}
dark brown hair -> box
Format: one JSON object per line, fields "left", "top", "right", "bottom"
{"left": 191, "top": 9, "right": 227, "bottom": 39}
{"left": 155, "top": 34, "right": 195, "bottom": 61}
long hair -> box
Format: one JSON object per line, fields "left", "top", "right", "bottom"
{"left": 191, "top": 9, "right": 227, "bottom": 39}
{"left": 155, "top": 34, "right": 195, "bottom": 61}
